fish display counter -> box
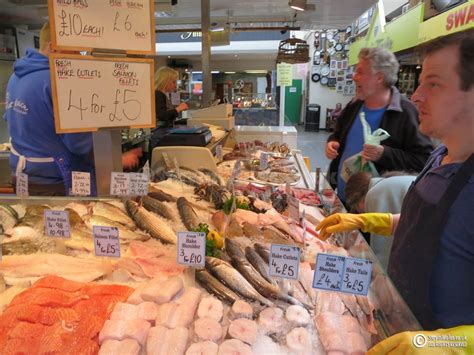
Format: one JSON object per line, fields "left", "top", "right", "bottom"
{"left": 0, "top": 159, "right": 419, "bottom": 354}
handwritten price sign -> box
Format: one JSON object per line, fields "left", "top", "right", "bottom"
{"left": 312, "top": 253, "right": 372, "bottom": 296}
{"left": 93, "top": 226, "right": 121, "bottom": 258}
{"left": 129, "top": 173, "right": 148, "bottom": 196}
{"left": 269, "top": 244, "right": 301, "bottom": 280}
{"left": 177, "top": 231, "right": 205, "bottom": 268}
{"left": 44, "top": 210, "right": 70, "bottom": 238}
{"left": 72, "top": 171, "right": 91, "bottom": 196}
{"left": 16, "top": 172, "right": 28, "bottom": 197}
{"left": 110, "top": 172, "right": 130, "bottom": 196}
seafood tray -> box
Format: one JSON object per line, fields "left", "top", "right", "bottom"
{"left": 0, "top": 172, "right": 420, "bottom": 354}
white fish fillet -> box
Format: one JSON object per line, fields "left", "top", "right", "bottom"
{"left": 99, "top": 339, "right": 141, "bottom": 355}
{"left": 147, "top": 325, "right": 189, "bottom": 355}
{"left": 0, "top": 254, "right": 114, "bottom": 284}
{"left": 110, "top": 302, "right": 158, "bottom": 323}
{"left": 99, "top": 319, "right": 151, "bottom": 346}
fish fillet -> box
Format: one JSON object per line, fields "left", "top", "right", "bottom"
{"left": 99, "top": 319, "right": 151, "bottom": 346}
{"left": 0, "top": 254, "right": 114, "bottom": 284}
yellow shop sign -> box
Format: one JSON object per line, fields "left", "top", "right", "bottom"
{"left": 419, "top": 0, "right": 474, "bottom": 42}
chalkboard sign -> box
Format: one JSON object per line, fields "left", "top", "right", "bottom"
{"left": 50, "top": 54, "right": 155, "bottom": 133}
{"left": 48, "top": 0, "right": 155, "bottom": 54}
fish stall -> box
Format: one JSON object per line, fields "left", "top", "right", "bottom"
{"left": 0, "top": 141, "right": 420, "bottom": 354}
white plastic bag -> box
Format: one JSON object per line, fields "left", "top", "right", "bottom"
{"left": 341, "top": 112, "right": 390, "bottom": 183}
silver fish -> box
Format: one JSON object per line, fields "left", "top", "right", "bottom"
{"left": 177, "top": 197, "right": 199, "bottom": 230}
{"left": 206, "top": 256, "right": 273, "bottom": 307}
{"left": 196, "top": 269, "right": 240, "bottom": 305}
{"left": 18, "top": 205, "right": 50, "bottom": 229}
{"left": 142, "top": 195, "right": 175, "bottom": 221}
{"left": 148, "top": 188, "right": 177, "bottom": 202}
{"left": 92, "top": 202, "right": 136, "bottom": 230}
{"left": 85, "top": 215, "right": 149, "bottom": 243}
{"left": 199, "top": 168, "right": 224, "bottom": 186}
{"left": 226, "top": 240, "right": 312, "bottom": 309}
{"left": 245, "top": 246, "right": 276, "bottom": 286}
{"left": 2, "top": 238, "right": 66, "bottom": 256}
{"left": 125, "top": 200, "right": 177, "bottom": 244}
{"left": 0, "top": 204, "right": 18, "bottom": 233}
{"left": 254, "top": 243, "right": 270, "bottom": 263}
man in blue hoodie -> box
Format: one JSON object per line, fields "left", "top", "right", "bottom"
{"left": 4, "top": 22, "right": 94, "bottom": 195}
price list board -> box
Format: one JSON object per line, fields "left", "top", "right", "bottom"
{"left": 312, "top": 253, "right": 373, "bottom": 296}
{"left": 177, "top": 232, "right": 205, "bottom": 268}
{"left": 50, "top": 55, "right": 155, "bottom": 133}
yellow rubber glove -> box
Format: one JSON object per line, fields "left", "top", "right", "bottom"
{"left": 367, "top": 326, "right": 474, "bottom": 354}
{"left": 316, "top": 213, "right": 393, "bottom": 240}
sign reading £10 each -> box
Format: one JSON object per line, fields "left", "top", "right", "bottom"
{"left": 50, "top": 55, "right": 155, "bottom": 133}
{"left": 48, "top": 0, "right": 155, "bottom": 54}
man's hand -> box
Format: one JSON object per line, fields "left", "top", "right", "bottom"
{"left": 176, "top": 102, "right": 189, "bottom": 113}
{"left": 362, "top": 143, "right": 384, "bottom": 161}
{"left": 325, "top": 141, "right": 340, "bottom": 160}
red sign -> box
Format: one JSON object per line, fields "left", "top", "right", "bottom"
{"left": 446, "top": 3, "right": 474, "bottom": 31}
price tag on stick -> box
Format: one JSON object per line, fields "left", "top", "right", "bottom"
{"left": 16, "top": 172, "right": 29, "bottom": 197}
{"left": 260, "top": 152, "right": 269, "bottom": 170}
{"left": 93, "top": 226, "right": 121, "bottom": 258}
{"left": 162, "top": 152, "right": 172, "bottom": 169}
{"left": 216, "top": 145, "right": 223, "bottom": 162}
{"left": 312, "top": 253, "right": 372, "bottom": 296}
{"left": 177, "top": 231, "right": 206, "bottom": 268}
{"left": 72, "top": 171, "right": 91, "bottom": 196}
{"left": 288, "top": 196, "right": 300, "bottom": 222}
{"left": 110, "top": 172, "right": 130, "bottom": 196}
{"left": 340, "top": 257, "right": 373, "bottom": 295}
{"left": 313, "top": 254, "right": 345, "bottom": 291}
{"left": 269, "top": 244, "right": 301, "bottom": 280}
{"left": 44, "top": 210, "right": 70, "bottom": 238}
{"left": 129, "top": 173, "right": 148, "bottom": 196}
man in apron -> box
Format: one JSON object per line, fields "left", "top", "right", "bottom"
{"left": 4, "top": 22, "right": 95, "bottom": 196}
{"left": 317, "top": 31, "right": 474, "bottom": 352}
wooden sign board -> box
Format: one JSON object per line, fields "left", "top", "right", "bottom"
{"left": 50, "top": 54, "right": 155, "bottom": 133}
{"left": 48, "top": 0, "right": 156, "bottom": 54}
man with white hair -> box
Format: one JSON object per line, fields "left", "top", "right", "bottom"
{"left": 325, "top": 47, "right": 433, "bottom": 203}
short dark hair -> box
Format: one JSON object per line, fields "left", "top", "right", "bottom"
{"left": 420, "top": 30, "right": 474, "bottom": 91}
{"left": 344, "top": 172, "right": 371, "bottom": 213}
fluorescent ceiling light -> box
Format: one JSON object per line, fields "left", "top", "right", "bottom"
{"left": 289, "top": 0, "right": 315, "bottom": 11}
{"left": 289, "top": 0, "right": 306, "bottom": 11}
{"left": 210, "top": 26, "right": 225, "bottom": 32}
{"left": 225, "top": 71, "right": 236, "bottom": 74}
{"left": 245, "top": 70, "right": 268, "bottom": 74}
{"left": 211, "top": 71, "right": 220, "bottom": 74}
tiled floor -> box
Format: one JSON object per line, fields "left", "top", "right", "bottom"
{"left": 295, "top": 125, "right": 331, "bottom": 173}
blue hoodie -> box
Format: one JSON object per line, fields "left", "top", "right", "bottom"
{"left": 4, "top": 48, "right": 94, "bottom": 187}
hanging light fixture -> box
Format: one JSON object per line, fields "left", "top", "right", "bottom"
{"left": 289, "top": 0, "right": 306, "bottom": 11}
{"left": 289, "top": 0, "right": 315, "bottom": 11}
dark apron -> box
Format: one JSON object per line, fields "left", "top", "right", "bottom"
{"left": 388, "top": 153, "right": 474, "bottom": 330}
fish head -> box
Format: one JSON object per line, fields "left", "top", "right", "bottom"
{"left": 125, "top": 200, "right": 138, "bottom": 216}
{"left": 224, "top": 239, "right": 245, "bottom": 260}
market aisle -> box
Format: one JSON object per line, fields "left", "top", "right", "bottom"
{"left": 295, "top": 125, "right": 331, "bottom": 173}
